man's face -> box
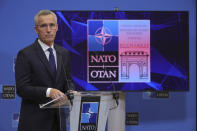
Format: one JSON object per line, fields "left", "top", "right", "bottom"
{"left": 35, "top": 14, "right": 58, "bottom": 46}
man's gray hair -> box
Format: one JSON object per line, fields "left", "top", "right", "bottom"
{"left": 34, "top": 10, "right": 57, "bottom": 25}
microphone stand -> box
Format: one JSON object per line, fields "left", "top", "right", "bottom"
{"left": 111, "top": 82, "right": 119, "bottom": 109}
{"left": 61, "top": 55, "right": 74, "bottom": 107}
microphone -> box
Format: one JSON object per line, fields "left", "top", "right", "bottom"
{"left": 67, "top": 90, "right": 74, "bottom": 106}
{"left": 60, "top": 54, "right": 74, "bottom": 106}
{"left": 111, "top": 82, "right": 119, "bottom": 107}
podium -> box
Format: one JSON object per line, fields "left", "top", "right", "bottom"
{"left": 40, "top": 91, "right": 125, "bottom": 131}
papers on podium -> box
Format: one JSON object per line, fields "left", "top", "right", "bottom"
{"left": 39, "top": 95, "right": 70, "bottom": 109}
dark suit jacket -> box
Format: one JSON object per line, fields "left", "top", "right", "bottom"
{"left": 15, "top": 39, "right": 74, "bottom": 131}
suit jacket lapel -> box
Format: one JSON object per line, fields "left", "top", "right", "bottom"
{"left": 55, "top": 45, "right": 62, "bottom": 82}
{"left": 33, "top": 40, "right": 55, "bottom": 81}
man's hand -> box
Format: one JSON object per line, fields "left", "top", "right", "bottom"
{"left": 49, "top": 88, "right": 67, "bottom": 101}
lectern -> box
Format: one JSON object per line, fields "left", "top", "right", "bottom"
{"left": 40, "top": 91, "right": 125, "bottom": 131}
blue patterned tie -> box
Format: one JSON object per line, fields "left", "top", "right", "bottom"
{"left": 48, "top": 48, "right": 56, "bottom": 78}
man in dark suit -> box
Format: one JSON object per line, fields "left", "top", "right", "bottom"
{"left": 15, "top": 10, "right": 74, "bottom": 131}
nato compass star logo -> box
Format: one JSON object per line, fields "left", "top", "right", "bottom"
{"left": 81, "top": 103, "right": 98, "bottom": 123}
{"left": 95, "top": 26, "right": 112, "bottom": 51}
{"left": 85, "top": 108, "right": 95, "bottom": 122}
{"left": 88, "top": 20, "right": 118, "bottom": 51}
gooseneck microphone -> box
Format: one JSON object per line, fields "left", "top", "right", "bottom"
{"left": 111, "top": 83, "right": 119, "bottom": 107}
{"left": 61, "top": 54, "right": 74, "bottom": 107}
{"left": 67, "top": 90, "right": 74, "bottom": 106}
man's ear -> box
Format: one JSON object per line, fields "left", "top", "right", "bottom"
{"left": 56, "top": 24, "right": 58, "bottom": 31}
{"left": 34, "top": 26, "right": 38, "bottom": 34}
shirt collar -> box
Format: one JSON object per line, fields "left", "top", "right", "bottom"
{"left": 38, "top": 39, "right": 55, "bottom": 52}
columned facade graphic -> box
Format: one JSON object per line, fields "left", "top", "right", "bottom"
{"left": 120, "top": 51, "right": 149, "bottom": 79}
